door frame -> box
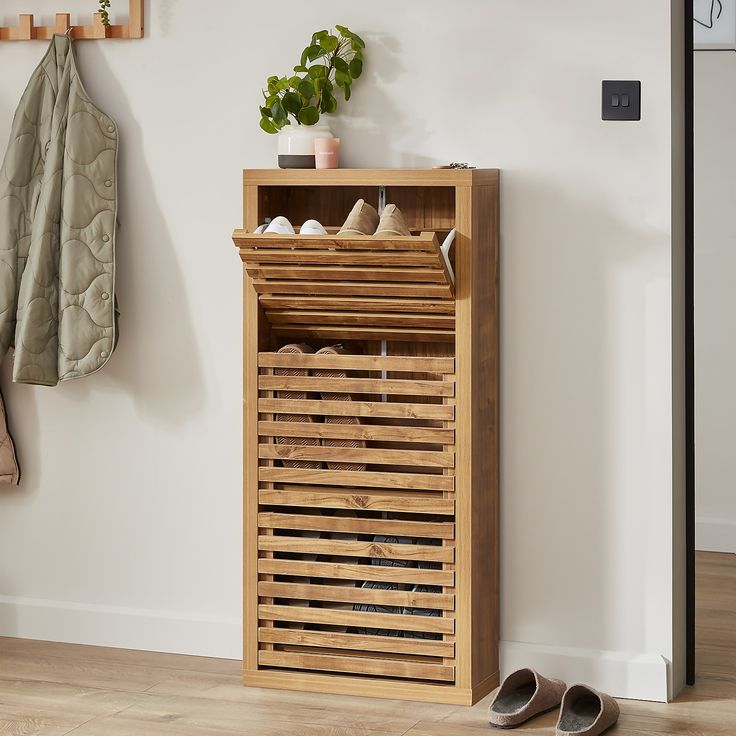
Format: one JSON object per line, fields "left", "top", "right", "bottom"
{"left": 684, "top": 0, "right": 695, "bottom": 688}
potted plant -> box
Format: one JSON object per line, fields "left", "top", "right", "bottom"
{"left": 259, "top": 25, "right": 365, "bottom": 168}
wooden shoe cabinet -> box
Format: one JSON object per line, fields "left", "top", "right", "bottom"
{"left": 233, "top": 168, "right": 499, "bottom": 705}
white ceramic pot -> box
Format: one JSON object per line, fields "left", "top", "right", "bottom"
{"left": 277, "top": 125, "right": 333, "bottom": 169}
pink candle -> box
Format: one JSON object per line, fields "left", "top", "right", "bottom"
{"left": 314, "top": 137, "right": 340, "bottom": 169}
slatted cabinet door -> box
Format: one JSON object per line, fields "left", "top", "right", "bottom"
{"left": 256, "top": 351, "right": 456, "bottom": 684}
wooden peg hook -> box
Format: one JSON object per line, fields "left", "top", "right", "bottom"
{"left": 0, "top": 0, "right": 144, "bottom": 41}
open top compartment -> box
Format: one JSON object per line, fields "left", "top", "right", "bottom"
{"left": 236, "top": 168, "right": 499, "bottom": 705}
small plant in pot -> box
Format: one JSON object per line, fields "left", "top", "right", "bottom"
{"left": 259, "top": 25, "right": 365, "bottom": 168}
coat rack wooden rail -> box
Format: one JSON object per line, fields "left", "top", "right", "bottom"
{"left": 0, "top": 0, "right": 143, "bottom": 40}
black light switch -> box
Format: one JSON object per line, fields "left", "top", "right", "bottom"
{"left": 602, "top": 80, "right": 641, "bottom": 121}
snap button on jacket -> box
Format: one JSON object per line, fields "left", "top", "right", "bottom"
{"left": 0, "top": 35, "right": 119, "bottom": 483}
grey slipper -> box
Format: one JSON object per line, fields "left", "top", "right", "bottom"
{"left": 555, "top": 684, "right": 620, "bottom": 736}
{"left": 488, "top": 668, "right": 566, "bottom": 729}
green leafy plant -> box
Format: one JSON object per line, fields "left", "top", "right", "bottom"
{"left": 98, "top": 0, "right": 111, "bottom": 27}
{"left": 259, "top": 25, "right": 365, "bottom": 134}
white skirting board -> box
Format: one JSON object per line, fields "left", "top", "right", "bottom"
{"left": 0, "top": 594, "right": 241, "bottom": 660}
{"left": 0, "top": 596, "right": 673, "bottom": 701}
{"left": 696, "top": 517, "right": 736, "bottom": 554}
{"left": 501, "top": 640, "right": 670, "bottom": 702}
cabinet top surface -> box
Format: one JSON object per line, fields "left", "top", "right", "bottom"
{"left": 243, "top": 168, "right": 499, "bottom": 187}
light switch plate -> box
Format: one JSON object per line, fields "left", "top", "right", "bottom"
{"left": 602, "top": 80, "right": 641, "bottom": 121}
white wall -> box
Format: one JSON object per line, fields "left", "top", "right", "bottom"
{"left": 0, "top": 0, "right": 686, "bottom": 701}
{"left": 694, "top": 51, "right": 736, "bottom": 554}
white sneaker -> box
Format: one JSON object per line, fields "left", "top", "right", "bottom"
{"left": 441, "top": 229, "right": 456, "bottom": 285}
{"left": 300, "top": 219, "right": 328, "bottom": 235}
{"left": 264, "top": 216, "right": 294, "bottom": 235}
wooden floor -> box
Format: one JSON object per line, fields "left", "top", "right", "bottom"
{"left": 0, "top": 552, "right": 733, "bottom": 735}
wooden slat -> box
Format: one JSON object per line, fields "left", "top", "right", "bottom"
{"left": 244, "top": 668, "right": 467, "bottom": 704}
{"left": 259, "top": 604, "right": 454, "bottom": 634}
{"left": 258, "top": 421, "right": 455, "bottom": 445}
{"left": 258, "top": 582, "right": 454, "bottom": 610}
{"left": 234, "top": 231, "right": 439, "bottom": 251}
{"left": 258, "top": 352, "right": 455, "bottom": 373}
{"left": 259, "top": 444, "right": 454, "bottom": 469}
{"left": 258, "top": 536, "right": 454, "bottom": 562}
{"left": 258, "top": 375, "right": 454, "bottom": 397}
{"left": 258, "top": 627, "right": 454, "bottom": 658}
{"left": 258, "top": 399, "right": 454, "bottom": 421}
{"left": 258, "top": 650, "right": 454, "bottom": 682}
{"left": 240, "top": 250, "right": 440, "bottom": 266}
{"left": 258, "top": 558, "right": 454, "bottom": 586}
{"left": 271, "top": 325, "right": 455, "bottom": 343}
{"left": 259, "top": 467, "right": 454, "bottom": 492}
{"left": 259, "top": 296, "right": 456, "bottom": 314}
{"left": 252, "top": 280, "right": 454, "bottom": 299}
{"left": 266, "top": 311, "right": 456, "bottom": 329}
{"left": 257, "top": 512, "right": 455, "bottom": 539}
{"left": 258, "top": 488, "right": 455, "bottom": 515}
{"left": 245, "top": 265, "right": 448, "bottom": 284}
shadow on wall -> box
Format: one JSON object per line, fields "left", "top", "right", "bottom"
{"left": 330, "top": 31, "right": 440, "bottom": 168}
{"left": 47, "top": 44, "right": 207, "bottom": 428}
{"left": 500, "top": 171, "right": 666, "bottom": 665}
{"left": 157, "top": 0, "right": 180, "bottom": 36}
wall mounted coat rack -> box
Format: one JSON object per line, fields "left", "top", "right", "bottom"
{"left": 0, "top": 0, "right": 143, "bottom": 40}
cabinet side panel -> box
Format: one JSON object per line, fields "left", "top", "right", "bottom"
{"left": 454, "top": 185, "right": 473, "bottom": 690}
{"left": 471, "top": 180, "right": 500, "bottom": 686}
{"left": 243, "top": 185, "right": 260, "bottom": 672}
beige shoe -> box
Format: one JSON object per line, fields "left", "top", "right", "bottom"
{"left": 374, "top": 204, "right": 411, "bottom": 237}
{"left": 555, "top": 684, "right": 620, "bottom": 736}
{"left": 488, "top": 668, "right": 566, "bottom": 729}
{"left": 313, "top": 345, "right": 366, "bottom": 472}
{"left": 338, "top": 199, "right": 379, "bottom": 236}
{"left": 274, "top": 343, "right": 321, "bottom": 469}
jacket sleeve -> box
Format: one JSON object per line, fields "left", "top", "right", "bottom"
{"left": 0, "top": 75, "right": 48, "bottom": 361}
{"left": 0, "top": 126, "right": 22, "bottom": 359}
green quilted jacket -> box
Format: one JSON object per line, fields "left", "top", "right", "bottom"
{"left": 0, "top": 34, "right": 119, "bottom": 483}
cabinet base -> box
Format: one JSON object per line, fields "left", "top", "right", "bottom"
{"left": 243, "top": 669, "right": 499, "bottom": 705}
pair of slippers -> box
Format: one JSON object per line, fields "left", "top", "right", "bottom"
{"left": 488, "top": 668, "right": 619, "bottom": 735}
{"left": 338, "top": 198, "right": 410, "bottom": 237}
